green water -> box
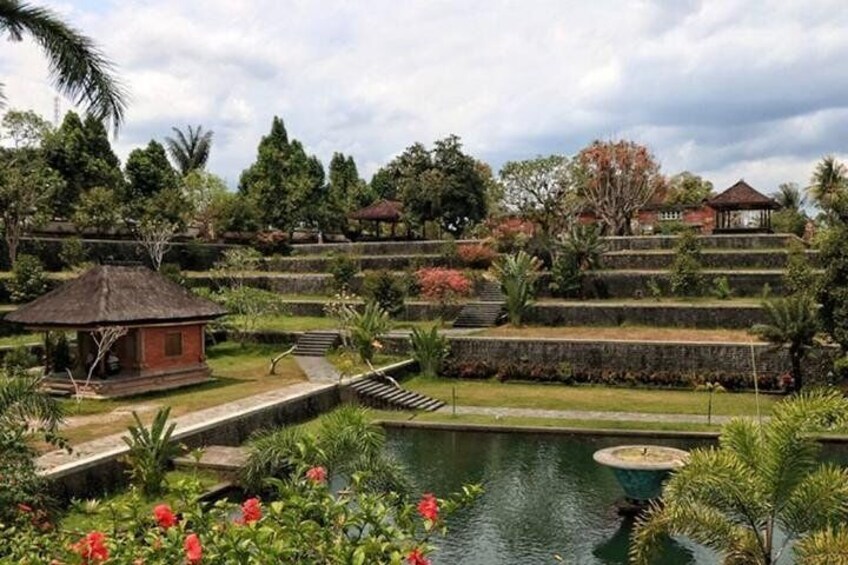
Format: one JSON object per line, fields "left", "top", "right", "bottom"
{"left": 386, "top": 428, "right": 848, "bottom": 565}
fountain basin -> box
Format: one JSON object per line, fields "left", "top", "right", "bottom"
{"left": 593, "top": 445, "right": 689, "bottom": 501}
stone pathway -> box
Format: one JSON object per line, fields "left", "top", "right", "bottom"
{"left": 37, "top": 381, "right": 331, "bottom": 475}
{"left": 438, "top": 405, "right": 758, "bottom": 426}
{"left": 294, "top": 356, "right": 341, "bottom": 382}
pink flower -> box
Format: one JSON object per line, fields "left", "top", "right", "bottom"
{"left": 306, "top": 466, "right": 328, "bottom": 484}
{"left": 240, "top": 498, "right": 262, "bottom": 524}
{"left": 407, "top": 548, "right": 431, "bottom": 565}
{"left": 153, "top": 503, "right": 177, "bottom": 529}
{"left": 417, "top": 493, "right": 439, "bottom": 522}
{"left": 184, "top": 533, "right": 202, "bottom": 563}
{"left": 71, "top": 531, "right": 109, "bottom": 563}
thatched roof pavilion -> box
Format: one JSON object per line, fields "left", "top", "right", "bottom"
{"left": 707, "top": 180, "right": 780, "bottom": 233}
{"left": 7, "top": 265, "right": 226, "bottom": 399}
{"left": 348, "top": 199, "right": 405, "bottom": 238}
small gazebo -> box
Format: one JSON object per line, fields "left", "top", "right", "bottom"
{"left": 348, "top": 199, "right": 405, "bottom": 239}
{"left": 6, "top": 265, "right": 226, "bottom": 399}
{"left": 707, "top": 180, "right": 780, "bottom": 233}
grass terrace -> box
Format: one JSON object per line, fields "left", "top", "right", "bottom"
{"left": 480, "top": 325, "right": 763, "bottom": 343}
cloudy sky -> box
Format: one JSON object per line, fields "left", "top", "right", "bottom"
{"left": 2, "top": 0, "right": 847, "bottom": 192}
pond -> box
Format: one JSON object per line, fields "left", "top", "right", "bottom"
{"left": 385, "top": 427, "right": 848, "bottom": 565}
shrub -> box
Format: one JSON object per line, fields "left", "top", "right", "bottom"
{"left": 416, "top": 268, "right": 472, "bottom": 306}
{"left": 121, "top": 407, "right": 179, "bottom": 497}
{"left": 6, "top": 255, "right": 48, "bottom": 303}
{"left": 783, "top": 239, "right": 819, "bottom": 298}
{"left": 456, "top": 243, "right": 497, "bottom": 269}
{"left": 669, "top": 230, "right": 703, "bottom": 297}
{"left": 646, "top": 278, "right": 663, "bottom": 301}
{"left": 349, "top": 302, "right": 392, "bottom": 363}
{"left": 492, "top": 251, "right": 543, "bottom": 326}
{"left": 833, "top": 356, "right": 848, "bottom": 381}
{"left": 712, "top": 276, "right": 732, "bottom": 300}
{"left": 653, "top": 220, "right": 689, "bottom": 235}
{"left": 363, "top": 270, "right": 406, "bottom": 317}
{"left": 549, "top": 252, "right": 582, "bottom": 298}
{"left": 409, "top": 325, "right": 449, "bottom": 378}
{"left": 328, "top": 253, "right": 360, "bottom": 292}
{"left": 2, "top": 346, "right": 37, "bottom": 372}
{"left": 252, "top": 230, "right": 291, "bottom": 256}
{"left": 488, "top": 217, "right": 535, "bottom": 253}
{"left": 58, "top": 237, "right": 86, "bottom": 270}
{"left": 557, "top": 224, "right": 604, "bottom": 270}
{"left": 771, "top": 208, "right": 808, "bottom": 237}
{"left": 159, "top": 262, "right": 185, "bottom": 286}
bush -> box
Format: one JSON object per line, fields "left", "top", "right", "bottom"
{"left": 416, "top": 268, "right": 472, "bottom": 306}
{"left": 492, "top": 251, "right": 543, "bottom": 326}
{"left": 772, "top": 208, "right": 808, "bottom": 237}
{"left": 669, "top": 230, "right": 703, "bottom": 297}
{"left": 783, "top": 240, "right": 819, "bottom": 298}
{"left": 653, "top": 220, "right": 689, "bottom": 235}
{"left": 646, "top": 278, "right": 663, "bottom": 301}
{"left": 349, "top": 302, "right": 392, "bottom": 363}
{"left": 6, "top": 255, "right": 48, "bottom": 303}
{"left": 409, "top": 325, "right": 449, "bottom": 378}
{"left": 549, "top": 252, "right": 582, "bottom": 298}
{"left": 58, "top": 237, "right": 86, "bottom": 270}
{"left": 121, "top": 407, "right": 179, "bottom": 497}
{"left": 817, "top": 224, "right": 848, "bottom": 349}
{"left": 456, "top": 243, "right": 497, "bottom": 269}
{"left": 833, "top": 356, "right": 848, "bottom": 381}
{"left": 2, "top": 346, "right": 37, "bottom": 372}
{"left": 488, "top": 217, "right": 535, "bottom": 253}
{"left": 328, "top": 253, "right": 360, "bottom": 292}
{"left": 712, "top": 276, "right": 732, "bottom": 300}
{"left": 363, "top": 270, "right": 406, "bottom": 317}
{"left": 159, "top": 263, "right": 185, "bottom": 286}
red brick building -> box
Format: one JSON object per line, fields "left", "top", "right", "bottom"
{"left": 6, "top": 265, "right": 226, "bottom": 398}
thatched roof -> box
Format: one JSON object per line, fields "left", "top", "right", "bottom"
{"left": 6, "top": 265, "right": 226, "bottom": 329}
{"left": 349, "top": 199, "right": 403, "bottom": 222}
{"left": 708, "top": 180, "right": 780, "bottom": 210}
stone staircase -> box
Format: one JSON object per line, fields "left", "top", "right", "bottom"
{"left": 293, "top": 331, "right": 339, "bottom": 357}
{"left": 350, "top": 375, "right": 445, "bottom": 411}
{"left": 452, "top": 280, "right": 505, "bottom": 328}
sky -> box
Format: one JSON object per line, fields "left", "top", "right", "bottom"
{"left": 1, "top": 0, "right": 847, "bottom": 192}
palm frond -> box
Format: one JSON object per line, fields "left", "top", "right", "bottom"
{"left": 165, "top": 124, "right": 213, "bottom": 175}
{"left": 794, "top": 525, "right": 848, "bottom": 565}
{"left": 779, "top": 464, "right": 848, "bottom": 538}
{"left": 0, "top": 370, "right": 63, "bottom": 434}
{"left": 0, "top": 0, "right": 126, "bottom": 131}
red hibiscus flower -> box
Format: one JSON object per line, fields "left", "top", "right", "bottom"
{"left": 17, "top": 503, "right": 32, "bottom": 513}
{"left": 305, "top": 465, "right": 328, "bottom": 484}
{"left": 417, "top": 493, "right": 439, "bottom": 522}
{"left": 71, "top": 531, "right": 109, "bottom": 563}
{"left": 153, "top": 503, "right": 178, "bottom": 529}
{"left": 407, "top": 548, "right": 431, "bottom": 565}
{"left": 240, "top": 498, "right": 262, "bottom": 524}
{"left": 184, "top": 533, "right": 202, "bottom": 563}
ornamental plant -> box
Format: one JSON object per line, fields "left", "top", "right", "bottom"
{"left": 0, "top": 465, "right": 481, "bottom": 564}
{"left": 6, "top": 254, "right": 48, "bottom": 303}
{"left": 416, "top": 268, "right": 472, "bottom": 313}
{"left": 669, "top": 229, "right": 704, "bottom": 297}
{"left": 122, "top": 406, "right": 180, "bottom": 496}
{"left": 488, "top": 217, "right": 535, "bottom": 253}
{"left": 456, "top": 243, "right": 497, "bottom": 269}
{"left": 409, "top": 325, "right": 449, "bottom": 378}
{"left": 349, "top": 301, "right": 392, "bottom": 363}
{"left": 492, "top": 250, "right": 543, "bottom": 326}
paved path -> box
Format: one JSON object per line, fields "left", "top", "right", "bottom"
{"left": 37, "top": 381, "right": 330, "bottom": 474}
{"left": 438, "top": 405, "right": 757, "bottom": 426}
{"left": 294, "top": 356, "right": 341, "bottom": 382}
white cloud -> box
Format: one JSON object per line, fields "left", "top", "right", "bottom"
{"left": 1, "top": 0, "right": 847, "bottom": 194}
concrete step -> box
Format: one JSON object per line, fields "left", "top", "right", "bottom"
{"left": 351, "top": 376, "right": 444, "bottom": 412}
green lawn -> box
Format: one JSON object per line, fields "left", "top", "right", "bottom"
{"left": 60, "top": 469, "right": 221, "bottom": 533}
{"left": 402, "top": 375, "right": 777, "bottom": 417}
{"left": 326, "top": 349, "right": 408, "bottom": 376}
{"left": 0, "top": 333, "right": 40, "bottom": 347}
{"left": 235, "top": 315, "right": 449, "bottom": 333}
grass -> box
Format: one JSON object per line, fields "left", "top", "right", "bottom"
{"left": 57, "top": 342, "right": 307, "bottom": 446}
{"left": 0, "top": 333, "right": 40, "bottom": 347}
{"left": 402, "top": 375, "right": 777, "bottom": 417}
{"left": 481, "top": 325, "right": 762, "bottom": 343}
{"left": 326, "top": 349, "right": 408, "bottom": 376}
{"left": 371, "top": 409, "right": 719, "bottom": 433}
{"left": 231, "top": 315, "right": 450, "bottom": 333}
{"left": 60, "top": 469, "right": 221, "bottom": 533}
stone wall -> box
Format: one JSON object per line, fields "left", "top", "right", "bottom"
{"left": 526, "top": 302, "right": 768, "bottom": 329}
{"left": 282, "top": 300, "right": 463, "bottom": 321}
{"left": 290, "top": 239, "right": 476, "bottom": 257}
{"left": 579, "top": 270, "right": 785, "bottom": 298}
{"left": 602, "top": 234, "right": 800, "bottom": 251}
{"left": 266, "top": 254, "right": 450, "bottom": 273}
{"left": 600, "top": 250, "right": 819, "bottom": 270}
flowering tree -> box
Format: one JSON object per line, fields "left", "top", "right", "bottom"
{"left": 417, "top": 268, "right": 472, "bottom": 313}
{"left": 573, "top": 139, "right": 663, "bottom": 235}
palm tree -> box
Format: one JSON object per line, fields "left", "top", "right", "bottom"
{"left": 0, "top": 0, "right": 126, "bottom": 129}
{"left": 165, "top": 125, "right": 213, "bottom": 175}
{"left": 772, "top": 182, "right": 806, "bottom": 212}
{"left": 492, "top": 250, "right": 543, "bottom": 326}
{"left": 0, "top": 369, "right": 63, "bottom": 442}
{"left": 751, "top": 295, "right": 819, "bottom": 390}
{"left": 631, "top": 389, "right": 848, "bottom": 564}
{"left": 808, "top": 156, "right": 848, "bottom": 219}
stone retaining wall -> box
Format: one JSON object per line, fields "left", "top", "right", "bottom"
{"left": 290, "top": 239, "right": 476, "bottom": 256}
{"left": 602, "top": 234, "right": 800, "bottom": 251}
{"left": 265, "top": 254, "right": 450, "bottom": 273}
{"left": 600, "top": 250, "right": 819, "bottom": 270}
{"left": 527, "top": 302, "right": 767, "bottom": 329}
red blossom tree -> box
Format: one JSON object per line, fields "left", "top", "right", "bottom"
{"left": 574, "top": 140, "right": 663, "bottom": 235}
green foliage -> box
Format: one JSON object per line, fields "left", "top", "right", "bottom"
{"left": 72, "top": 186, "right": 124, "bottom": 234}
{"left": 752, "top": 294, "right": 819, "bottom": 390}
{"left": 124, "top": 140, "right": 179, "bottom": 206}
{"left": 180, "top": 170, "right": 230, "bottom": 241}
{"left": 7, "top": 254, "right": 47, "bottom": 303}
{"left": 816, "top": 224, "right": 848, "bottom": 350}
{"left": 218, "top": 191, "right": 263, "bottom": 233}
{"left": 349, "top": 302, "right": 392, "bottom": 363}
{"left": 409, "top": 325, "right": 449, "bottom": 378}
{"left": 499, "top": 154, "right": 574, "bottom": 237}
{"left": 809, "top": 156, "right": 848, "bottom": 223}
{"left": 58, "top": 236, "right": 86, "bottom": 269}
{"left": 43, "top": 112, "right": 123, "bottom": 216}
{"left": 711, "top": 276, "right": 732, "bottom": 300}
{"left": 631, "top": 389, "right": 848, "bottom": 565}
{"left": 492, "top": 250, "right": 543, "bottom": 326}
{"left": 141, "top": 185, "right": 192, "bottom": 230}
{"left": 121, "top": 407, "right": 179, "bottom": 497}
{"left": 2, "top": 346, "right": 37, "bottom": 372}
{"left": 666, "top": 171, "right": 713, "bottom": 205}
{"left": 328, "top": 253, "right": 360, "bottom": 292}
{"left": 1, "top": 108, "right": 52, "bottom": 149}
{"left": 557, "top": 223, "right": 604, "bottom": 270}
{"left": 784, "top": 240, "right": 819, "bottom": 298}
{"left": 327, "top": 152, "right": 369, "bottom": 230}
{"left": 363, "top": 270, "right": 406, "bottom": 317}
{"left": 772, "top": 208, "right": 808, "bottom": 237}
{"left": 164, "top": 124, "right": 213, "bottom": 175}
{"left": 669, "top": 230, "right": 703, "bottom": 297}
{"left": 652, "top": 219, "right": 689, "bottom": 235}
{"left": 48, "top": 332, "right": 72, "bottom": 373}
{"left": 549, "top": 252, "right": 582, "bottom": 298}
{"left": 833, "top": 356, "right": 848, "bottom": 382}
{"left": 215, "top": 287, "right": 286, "bottom": 344}
{"left": 646, "top": 278, "right": 663, "bottom": 301}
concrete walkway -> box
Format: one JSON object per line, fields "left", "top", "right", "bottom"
{"left": 294, "top": 356, "right": 341, "bottom": 382}
{"left": 37, "top": 381, "right": 330, "bottom": 475}
{"left": 438, "top": 405, "right": 759, "bottom": 426}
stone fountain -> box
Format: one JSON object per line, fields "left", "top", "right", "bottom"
{"left": 593, "top": 445, "right": 688, "bottom": 513}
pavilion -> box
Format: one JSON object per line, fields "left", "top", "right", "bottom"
{"left": 707, "top": 180, "right": 781, "bottom": 233}
{"left": 5, "top": 265, "right": 226, "bottom": 399}
{"left": 348, "top": 199, "right": 406, "bottom": 239}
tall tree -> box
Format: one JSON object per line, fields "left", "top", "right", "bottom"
{"left": 43, "top": 111, "right": 123, "bottom": 216}
{"left": 124, "top": 140, "right": 179, "bottom": 204}
{"left": 752, "top": 295, "right": 819, "bottom": 390}
{"left": 181, "top": 170, "right": 230, "bottom": 240}
{"left": 809, "top": 156, "right": 848, "bottom": 222}
{"left": 164, "top": 124, "right": 213, "bottom": 175}
{"left": 0, "top": 148, "right": 64, "bottom": 264}
{"left": 573, "top": 139, "right": 663, "bottom": 235}
{"left": 369, "top": 166, "right": 397, "bottom": 201}
{"left": 328, "top": 152, "right": 370, "bottom": 229}
{"left": 1, "top": 108, "right": 51, "bottom": 148}
{"left": 0, "top": 0, "right": 126, "bottom": 129}
{"left": 773, "top": 182, "right": 806, "bottom": 211}
{"left": 499, "top": 154, "right": 576, "bottom": 237}
{"left": 666, "top": 171, "right": 713, "bottom": 205}
{"left": 771, "top": 182, "right": 808, "bottom": 236}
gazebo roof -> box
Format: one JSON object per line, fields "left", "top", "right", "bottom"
{"left": 5, "top": 265, "right": 227, "bottom": 329}
{"left": 348, "top": 199, "right": 403, "bottom": 222}
{"left": 707, "top": 180, "right": 780, "bottom": 210}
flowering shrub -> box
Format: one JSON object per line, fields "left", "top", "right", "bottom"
{"left": 488, "top": 217, "right": 535, "bottom": 253}
{"left": 416, "top": 268, "right": 472, "bottom": 306}
{"left": 456, "top": 243, "right": 497, "bottom": 269}
{"left": 0, "top": 468, "right": 480, "bottom": 564}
